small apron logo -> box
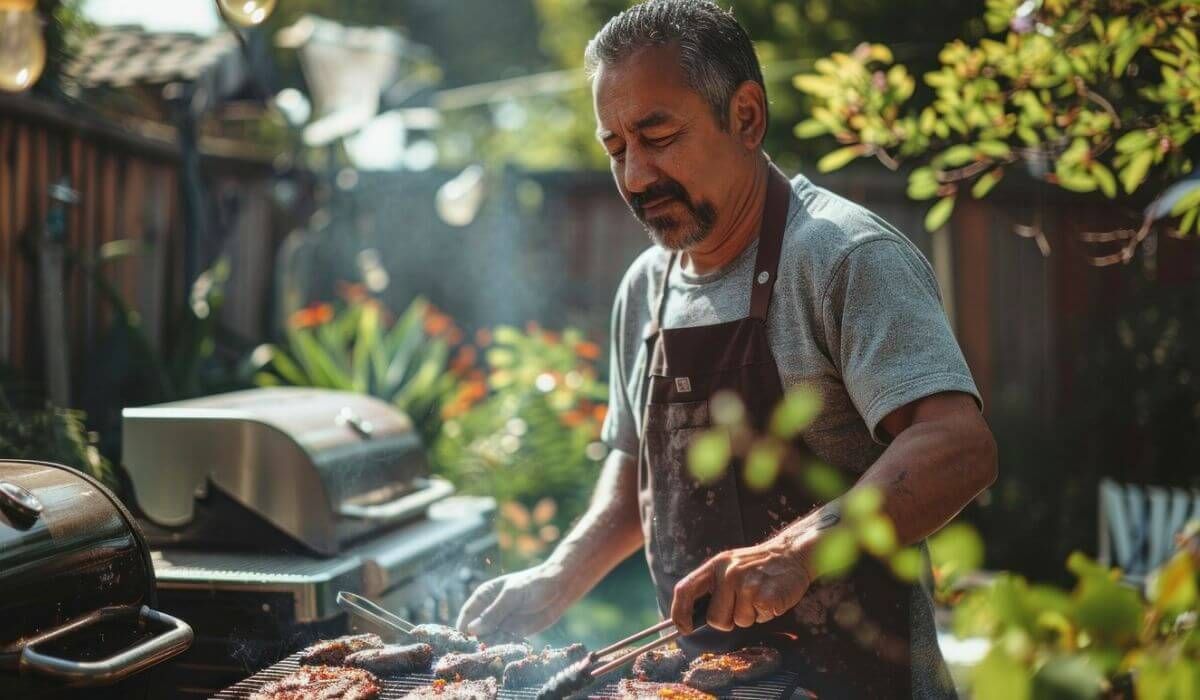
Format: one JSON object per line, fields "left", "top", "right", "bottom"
{"left": 675, "top": 377, "right": 692, "bottom": 393}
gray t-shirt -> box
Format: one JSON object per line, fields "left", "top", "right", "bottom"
{"left": 601, "top": 172, "right": 976, "bottom": 698}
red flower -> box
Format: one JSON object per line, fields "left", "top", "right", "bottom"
{"left": 289, "top": 303, "right": 334, "bottom": 329}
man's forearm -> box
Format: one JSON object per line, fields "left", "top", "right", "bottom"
{"left": 781, "top": 401, "right": 997, "bottom": 555}
{"left": 544, "top": 448, "right": 644, "bottom": 598}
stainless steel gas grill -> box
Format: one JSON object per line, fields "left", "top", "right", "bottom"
{"left": 211, "top": 651, "right": 818, "bottom": 700}
{"left": 120, "top": 388, "right": 498, "bottom": 697}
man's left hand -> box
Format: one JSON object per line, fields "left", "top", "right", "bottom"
{"left": 670, "top": 532, "right": 816, "bottom": 633}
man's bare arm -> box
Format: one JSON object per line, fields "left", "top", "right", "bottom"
{"left": 546, "top": 447, "right": 645, "bottom": 597}
{"left": 457, "top": 447, "right": 643, "bottom": 636}
{"left": 673, "top": 391, "right": 996, "bottom": 632}
{"left": 786, "top": 391, "right": 997, "bottom": 549}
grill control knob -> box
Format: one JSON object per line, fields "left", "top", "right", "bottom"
{"left": 0, "top": 481, "right": 43, "bottom": 524}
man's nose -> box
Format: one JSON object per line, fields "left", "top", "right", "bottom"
{"left": 623, "top": 145, "right": 657, "bottom": 195}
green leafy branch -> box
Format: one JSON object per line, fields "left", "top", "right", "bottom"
{"left": 793, "top": 0, "right": 1200, "bottom": 264}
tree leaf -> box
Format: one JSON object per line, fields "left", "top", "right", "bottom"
{"left": 1091, "top": 163, "right": 1118, "bottom": 198}
{"left": 977, "top": 140, "right": 1011, "bottom": 159}
{"left": 688, "top": 430, "right": 731, "bottom": 484}
{"left": 972, "top": 649, "right": 1032, "bottom": 700}
{"left": 858, "top": 513, "right": 898, "bottom": 556}
{"left": 890, "top": 548, "right": 924, "bottom": 582}
{"left": 907, "top": 167, "right": 940, "bottom": 200}
{"left": 744, "top": 439, "right": 783, "bottom": 491}
{"left": 813, "top": 527, "right": 859, "bottom": 578}
{"left": 793, "top": 119, "right": 828, "bottom": 139}
{"left": 1032, "top": 656, "right": 1105, "bottom": 700}
{"left": 1120, "top": 150, "right": 1154, "bottom": 194}
{"left": 817, "top": 145, "right": 867, "bottom": 173}
{"left": 802, "top": 463, "right": 848, "bottom": 501}
{"left": 930, "top": 523, "right": 985, "bottom": 578}
{"left": 924, "top": 196, "right": 956, "bottom": 231}
{"left": 940, "top": 144, "right": 976, "bottom": 167}
{"left": 845, "top": 487, "right": 883, "bottom": 520}
{"left": 972, "top": 170, "right": 1002, "bottom": 199}
{"left": 770, "top": 387, "right": 821, "bottom": 439}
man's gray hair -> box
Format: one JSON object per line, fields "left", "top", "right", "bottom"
{"left": 584, "top": 0, "right": 767, "bottom": 130}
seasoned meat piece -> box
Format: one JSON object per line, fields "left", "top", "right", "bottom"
{"left": 617, "top": 679, "right": 717, "bottom": 700}
{"left": 249, "top": 665, "right": 380, "bottom": 700}
{"left": 632, "top": 647, "right": 687, "bottom": 682}
{"left": 681, "top": 646, "right": 781, "bottom": 692}
{"left": 434, "top": 643, "right": 532, "bottom": 680}
{"left": 502, "top": 643, "right": 588, "bottom": 688}
{"left": 343, "top": 643, "right": 434, "bottom": 675}
{"left": 401, "top": 677, "right": 498, "bottom": 699}
{"left": 299, "top": 635, "right": 384, "bottom": 666}
{"left": 408, "top": 624, "right": 480, "bottom": 655}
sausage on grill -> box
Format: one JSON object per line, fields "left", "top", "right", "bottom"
{"left": 408, "top": 624, "right": 481, "bottom": 655}
{"left": 433, "top": 643, "right": 532, "bottom": 680}
{"left": 298, "top": 634, "right": 385, "bottom": 667}
{"left": 617, "top": 678, "right": 717, "bottom": 700}
{"left": 632, "top": 647, "right": 687, "bottom": 682}
{"left": 249, "top": 665, "right": 381, "bottom": 700}
{"left": 343, "top": 643, "right": 434, "bottom": 675}
{"left": 680, "top": 646, "right": 781, "bottom": 692}
{"left": 501, "top": 643, "right": 588, "bottom": 688}
{"left": 401, "top": 677, "right": 498, "bottom": 699}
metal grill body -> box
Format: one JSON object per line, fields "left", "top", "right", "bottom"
{"left": 212, "top": 652, "right": 817, "bottom": 700}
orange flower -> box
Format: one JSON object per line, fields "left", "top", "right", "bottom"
{"left": 525, "top": 321, "right": 541, "bottom": 334}
{"left": 424, "top": 311, "right": 451, "bottom": 336}
{"left": 459, "top": 381, "right": 487, "bottom": 404}
{"left": 450, "top": 346, "right": 477, "bottom": 375}
{"left": 574, "top": 341, "right": 601, "bottom": 360}
{"left": 542, "top": 330, "right": 560, "bottom": 345}
{"left": 289, "top": 303, "right": 334, "bottom": 329}
{"left": 475, "top": 328, "right": 493, "bottom": 347}
{"left": 560, "top": 410, "right": 586, "bottom": 428}
{"left": 446, "top": 327, "right": 464, "bottom": 345}
{"left": 335, "top": 281, "right": 369, "bottom": 304}
{"left": 593, "top": 404, "right": 608, "bottom": 423}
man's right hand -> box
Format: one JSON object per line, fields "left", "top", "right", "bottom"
{"left": 455, "top": 563, "right": 574, "bottom": 639}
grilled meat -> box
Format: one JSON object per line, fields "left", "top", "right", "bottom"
{"left": 299, "top": 635, "right": 385, "bottom": 667}
{"left": 401, "top": 677, "right": 498, "bottom": 699}
{"left": 343, "top": 643, "right": 434, "bottom": 675}
{"left": 408, "top": 624, "right": 481, "bottom": 655}
{"left": 502, "top": 643, "right": 588, "bottom": 688}
{"left": 681, "top": 646, "right": 781, "bottom": 692}
{"left": 632, "top": 647, "right": 687, "bottom": 682}
{"left": 617, "top": 679, "right": 717, "bottom": 700}
{"left": 434, "top": 643, "right": 532, "bottom": 680}
{"left": 249, "top": 665, "right": 380, "bottom": 700}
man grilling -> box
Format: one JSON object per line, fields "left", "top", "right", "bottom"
{"left": 457, "top": 1, "right": 996, "bottom": 697}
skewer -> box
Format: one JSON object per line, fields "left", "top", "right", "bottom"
{"left": 336, "top": 591, "right": 417, "bottom": 634}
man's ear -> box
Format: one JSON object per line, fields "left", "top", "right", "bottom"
{"left": 728, "top": 80, "right": 767, "bottom": 150}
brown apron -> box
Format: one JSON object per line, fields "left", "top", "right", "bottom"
{"left": 636, "top": 165, "right": 914, "bottom": 697}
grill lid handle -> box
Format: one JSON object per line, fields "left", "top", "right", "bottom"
{"left": 19, "top": 605, "right": 193, "bottom": 686}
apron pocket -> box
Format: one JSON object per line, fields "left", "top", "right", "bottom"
{"left": 644, "top": 399, "right": 747, "bottom": 577}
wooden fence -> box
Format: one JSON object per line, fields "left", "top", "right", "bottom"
{"left": 0, "top": 94, "right": 285, "bottom": 404}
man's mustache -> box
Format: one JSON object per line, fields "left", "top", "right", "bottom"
{"left": 630, "top": 180, "right": 692, "bottom": 220}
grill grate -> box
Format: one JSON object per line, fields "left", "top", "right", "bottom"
{"left": 211, "top": 653, "right": 817, "bottom": 699}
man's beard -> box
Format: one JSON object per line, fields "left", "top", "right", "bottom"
{"left": 629, "top": 179, "right": 717, "bottom": 251}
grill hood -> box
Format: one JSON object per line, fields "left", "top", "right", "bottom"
{"left": 122, "top": 387, "right": 451, "bottom": 556}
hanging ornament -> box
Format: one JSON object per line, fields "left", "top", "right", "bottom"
{"left": 217, "top": 0, "right": 278, "bottom": 28}
{"left": 0, "top": 0, "right": 45, "bottom": 93}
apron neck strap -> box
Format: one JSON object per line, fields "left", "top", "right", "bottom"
{"left": 649, "top": 253, "right": 675, "bottom": 336}
{"left": 749, "top": 164, "right": 794, "bottom": 322}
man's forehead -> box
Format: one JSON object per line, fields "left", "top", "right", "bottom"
{"left": 593, "top": 45, "right": 695, "bottom": 133}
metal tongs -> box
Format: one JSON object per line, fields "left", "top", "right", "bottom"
{"left": 535, "top": 596, "right": 711, "bottom": 699}
{"left": 336, "top": 591, "right": 417, "bottom": 636}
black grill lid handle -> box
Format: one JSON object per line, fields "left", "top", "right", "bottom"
{"left": 19, "top": 606, "right": 193, "bottom": 686}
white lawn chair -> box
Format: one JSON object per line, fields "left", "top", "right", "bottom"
{"left": 1098, "top": 478, "right": 1200, "bottom": 583}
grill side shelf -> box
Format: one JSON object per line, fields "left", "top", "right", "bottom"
{"left": 210, "top": 652, "right": 810, "bottom": 700}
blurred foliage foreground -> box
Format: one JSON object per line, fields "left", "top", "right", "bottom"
{"left": 687, "top": 386, "right": 1199, "bottom": 699}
